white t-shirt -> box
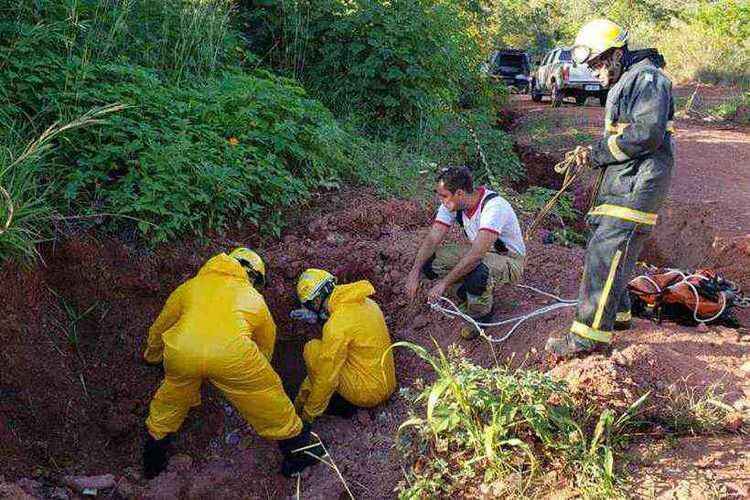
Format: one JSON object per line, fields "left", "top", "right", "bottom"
{"left": 435, "top": 187, "right": 526, "bottom": 256}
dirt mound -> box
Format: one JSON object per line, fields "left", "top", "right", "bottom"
{"left": 549, "top": 352, "right": 641, "bottom": 412}
{"left": 550, "top": 319, "right": 750, "bottom": 425}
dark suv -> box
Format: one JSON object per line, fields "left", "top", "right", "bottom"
{"left": 485, "top": 49, "right": 531, "bottom": 93}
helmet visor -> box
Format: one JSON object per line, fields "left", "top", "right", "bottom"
{"left": 572, "top": 45, "right": 592, "bottom": 64}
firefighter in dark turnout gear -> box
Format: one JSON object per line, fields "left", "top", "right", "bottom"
{"left": 545, "top": 19, "right": 675, "bottom": 357}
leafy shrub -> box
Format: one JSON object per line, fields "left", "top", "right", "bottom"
{"left": 393, "top": 342, "right": 648, "bottom": 498}
{"left": 0, "top": 106, "right": 123, "bottom": 263}
{"left": 425, "top": 109, "right": 525, "bottom": 187}
{"left": 248, "top": 0, "right": 487, "bottom": 126}
{"left": 520, "top": 186, "right": 579, "bottom": 223}
{"left": 656, "top": 0, "right": 750, "bottom": 84}
{"left": 0, "top": 7, "right": 354, "bottom": 245}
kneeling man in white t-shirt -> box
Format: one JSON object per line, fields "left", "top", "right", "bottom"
{"left": 406, "top": 166, "right": 526, "bottom": 338}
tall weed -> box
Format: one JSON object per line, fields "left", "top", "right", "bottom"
{"left": 392, "top": 341, "right": 648, "bottom": 498}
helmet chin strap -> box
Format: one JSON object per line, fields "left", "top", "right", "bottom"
{"left": 303, "top": 280, "right": 335, "bottom": 323}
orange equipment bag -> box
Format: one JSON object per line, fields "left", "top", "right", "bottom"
{"left": 628, "top": 267, "right": 747, "bottom": 326}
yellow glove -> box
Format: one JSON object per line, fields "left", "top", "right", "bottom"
{"left": 142, "top": 346, "right": 163, "bottom": 365}
{"left": 300, "top": 409, "right": 315, "bottom": 424}
{"left": 556, "top": 145, "right": 592, "bottom": 174}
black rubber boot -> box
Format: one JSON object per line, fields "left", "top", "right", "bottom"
{"left": 613, "top": 319, "right": 632, "bottom": 331}
{"left": 545, "top": 333, "right": 609, "bottom": 359}
{"left": 143, "top": 432, "right": 171, "bottom": 480}
{"left": 278, "top": 424, "right": 325, "bottom": 477}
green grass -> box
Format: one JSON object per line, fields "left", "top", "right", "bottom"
{"left": 390, "top": 341, "right": 649, "bottom": 498}
{"left": 514, "top": 114, "right": 598, "bottom": 154}
{"left": 0, "top": 105, "right": 125, "bottom": 264}
{"left": 658, "top": 381, "right": 736, "bottom": 436}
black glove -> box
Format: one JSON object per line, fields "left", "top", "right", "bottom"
{"left": 143, "top": 432, "right": 171, "bottom": 480}
{"left": 278, "top": 424, "right": 325, "bottom": 477}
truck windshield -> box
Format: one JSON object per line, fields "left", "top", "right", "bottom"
{"left": 559, "top": 50, "right": 572, "bottom": 62}
{"left": 497, "top": 54, "right": 526, "bottom": 67}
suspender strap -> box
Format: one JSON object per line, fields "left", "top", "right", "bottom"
{"left": 456, "top": 192, "right": 508, "bottom": 254}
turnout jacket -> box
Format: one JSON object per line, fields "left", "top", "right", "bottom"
{"left": 589, "top": 49, "right": 675, "bottom": 226}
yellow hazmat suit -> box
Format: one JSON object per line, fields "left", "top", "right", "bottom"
{"left": 143, "top": 253, "right": 302, "bottom": 441}
{"left": 295, "top": 280, "right": 397, "bottom": 422}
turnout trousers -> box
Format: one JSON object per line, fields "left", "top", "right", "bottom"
{"left": 572, "top": 217, "right": 650, "bottom": 343}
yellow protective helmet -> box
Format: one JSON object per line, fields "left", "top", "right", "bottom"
{"left": 296, "top": 268, "right": 336, "bottom": 306}
{"left": 572, "top": 19, "right": 628, "bottom": 64}
{"left": 229, "top": 247, "right": 266, "bottom": 288}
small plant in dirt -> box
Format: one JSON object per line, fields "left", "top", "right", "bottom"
{"left": 658, "top": 381, "right": 738, "bottom": 436}
{"left": 48, "top": 289, "right": 99, "bottom": 352}
{"left": 708, "top": 91, "right": 750, "bottom": 125}
{"left": 392, "top": 341, "right": 649, "bottom": 498}
{"left": 520, "top": 186, "right": 587, "bottom": 246}
{"left": 520, "top": 186, "right": 579, "bottom": 224}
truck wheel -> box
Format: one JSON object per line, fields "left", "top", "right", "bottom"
{"left": 530, "top": 79, "right": 542, "bottom": 102}
{"left": 575, "top": 94, "right": 587, "bottom": 106}
{"left": 551, "top": 83, "right": 562, "bottom": 108}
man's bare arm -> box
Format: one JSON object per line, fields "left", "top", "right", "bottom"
{"left": 406, "top": 223, "right": 450, "bottom": 300}
{"left": 411, "top": 223, "right": 450, "bottom": 273}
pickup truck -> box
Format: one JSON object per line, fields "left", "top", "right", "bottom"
{"left": 530, "top": 47, "right": 606, "bottom": 107}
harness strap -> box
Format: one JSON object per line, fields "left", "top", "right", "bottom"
{"left": 457, "top": 192, "right": 509, "bottom": 254}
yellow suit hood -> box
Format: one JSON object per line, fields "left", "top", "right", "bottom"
{"left": 327, "top": 280, "right": 375, "bottom": 312}
{"left": 197, "top": 253, "right": 250, "bottom": 282}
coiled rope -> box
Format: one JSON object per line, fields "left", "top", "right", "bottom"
{"left": 430, "top": 284, "right": 578, "bottom": 343}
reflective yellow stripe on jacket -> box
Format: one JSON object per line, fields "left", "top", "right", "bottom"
{"left": 605, "top": 120, "right": 675, "bottom": 134}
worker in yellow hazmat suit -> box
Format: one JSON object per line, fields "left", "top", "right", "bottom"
{"left": 142, "top": 248, "right": 323, "bottom": 479}
{"left": 290, "top": 269, "right": 397, "bottom": 422}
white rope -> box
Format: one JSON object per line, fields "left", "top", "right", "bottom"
{"left": 681, "top": 273, "right": 728, "bottom": 323}
{"left": 429, "top": 284, "right": 577, "bottom": 343}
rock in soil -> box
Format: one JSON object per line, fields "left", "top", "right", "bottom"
{"left": 64, "top": 474, "right": 116, "bottom": 493}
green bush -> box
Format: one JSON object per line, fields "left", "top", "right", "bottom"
{"left": 657, "top": 1, "right": 750, "bottom": 84}
{"left": 0, "top": 106, "right": 124, "bottom": 263}
{"left": 426, "top": 109, "right": 524, "bottom": 187}
{"left": 2, "top": 0, "right": 241, "bottom": 82}
{"left": 249, "top": 0, "right": 487, "bottom": 126}
{"left": 0, "top": 2, "right": 355, "bottom": 247}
